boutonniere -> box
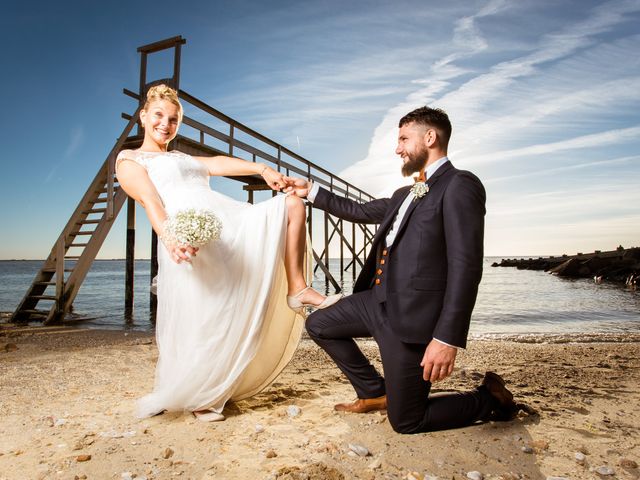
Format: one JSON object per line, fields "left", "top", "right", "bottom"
{"left": 410, "top": 182, "right": 429, "bottom": 201}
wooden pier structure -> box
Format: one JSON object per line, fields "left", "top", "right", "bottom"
{"left": 11, "top": 36, "right": 377, "bottom": 325}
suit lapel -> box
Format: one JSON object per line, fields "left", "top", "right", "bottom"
{"left": 371, "top": 186, "right": 412, "bottom": 246}
{"left": 393, "top": 162, "right": 455, "bottom": 242}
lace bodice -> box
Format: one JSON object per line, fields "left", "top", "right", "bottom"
{"left": 116, "top": 150, "right": 210, "bottom": 194}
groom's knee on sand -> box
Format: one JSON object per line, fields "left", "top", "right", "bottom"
{"left": 386, "top": 401, "right": 426, "bottom": 434}
{"left": 305, "top": 310, "right": 326, "bottom": 340}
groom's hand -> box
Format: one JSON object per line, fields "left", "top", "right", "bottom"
{"left": 420, "top": 339, "right": 457, "bottom": 383}
{"left": 283, "top": 176, "right": 312, "bottom": 198}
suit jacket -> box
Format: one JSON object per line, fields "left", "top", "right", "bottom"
{"left": 313, "top": 162, "right": 486, "bottom": 347}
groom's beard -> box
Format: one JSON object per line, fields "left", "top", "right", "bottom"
{"left": 401, "top": 146, "right": 429, "bottom": 177}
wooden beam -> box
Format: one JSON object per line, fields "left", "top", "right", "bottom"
{"left": 125, "top": 197, "right": 135, "bottom": 320}
{"left": 137, "top": 36, "right": 186, "bottom": 54}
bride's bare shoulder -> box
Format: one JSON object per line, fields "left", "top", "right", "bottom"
{"left": 117, "top": 148, "right": 138, "bottom": 159}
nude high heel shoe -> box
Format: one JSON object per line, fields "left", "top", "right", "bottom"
{"left": 286, "top": 287, "right": 343, "bottom": 314}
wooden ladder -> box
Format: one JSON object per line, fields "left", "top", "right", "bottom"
{"left": 11, "top": 107, "right": 142, "bottom": 325}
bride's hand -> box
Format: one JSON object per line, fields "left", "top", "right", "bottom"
{"left": 283, "top": 176, "right": 311, "bottom": 198}
{"left": 261, "top": 166, "right": 286, "bottom": 191}
{"left": 167, "top": 244, "right": 199, "bottom": 264}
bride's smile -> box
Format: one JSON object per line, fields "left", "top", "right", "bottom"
{"left": 140, "top": 100, "right": 180, "bottom": 150}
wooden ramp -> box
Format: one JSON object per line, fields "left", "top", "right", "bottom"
{"left": 11, "top": 110, "right": 143, "bottom": 324}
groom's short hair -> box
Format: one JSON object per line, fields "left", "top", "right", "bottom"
{"left": 399, "top": 106, "right": 452, "bottom": 149}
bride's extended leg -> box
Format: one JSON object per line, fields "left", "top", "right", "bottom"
{"left": 284, "top": 195, "right": 327, "bottom": 306}
{"left": 284, "top": 195, "right": 325, "bottom": 305}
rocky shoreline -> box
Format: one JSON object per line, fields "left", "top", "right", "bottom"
{"left": 492, "top": 247, "right": 639, "bottom": 285}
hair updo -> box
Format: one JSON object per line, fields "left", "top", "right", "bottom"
{"left": 144, "top": 84, "right": 183, "bottom": 121}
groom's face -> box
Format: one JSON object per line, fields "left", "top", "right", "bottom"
{"left": 397, "top": 122, "right": 429, "bottom": 177}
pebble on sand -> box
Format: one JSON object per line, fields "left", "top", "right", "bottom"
{"left": 530, "top": 439, "right": 550, "bottom": 451}
{"left": 620, "top": 458, "right": 638, "bottom": 469}
{"left": 595, "top": 466, "right": 615, "bottom": 476}
{"left": 467, "top": 471, "right": 483, "bottom": 480}
{"left": 575, "top": 452, "right": 586, "bottom": 464}
{"left": 265, "top": 449, "right": 278, "bottom": 458}
{"left": 75, "top": 454, "right": 91, "bottom": 462}
{"left": 286, "top": 405, "right": 301, "bottom": 417}
{"left": 162, "top": 447, "right": 174, "bottom": 459}
{"left": 348, "top": 443, "right": 370, "bottom": 457}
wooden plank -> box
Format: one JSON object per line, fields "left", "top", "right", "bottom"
{"left": 137, "top": 35, "right": 185, "bottom": 54}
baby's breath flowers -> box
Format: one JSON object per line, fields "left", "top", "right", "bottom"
{"left": 410, "top": 182, "right": 429, "bottom": 201}
{"left": 161, "top": 209, "right": 223, "bottom": 253}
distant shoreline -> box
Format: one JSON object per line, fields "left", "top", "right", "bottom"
{"left": 0, "top": 255, "right": 609, "bottom": 261}
{"left": 493, "top": 246, "right": 639, "bottom": 285}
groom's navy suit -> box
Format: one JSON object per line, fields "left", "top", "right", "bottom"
{"left": 307, "top": 160, "right": 496, "bottom": 433}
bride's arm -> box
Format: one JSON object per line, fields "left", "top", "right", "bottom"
{"left": 116, "top": 160, "right": 196, "bottom": 263}
{"left": 194, "top": 155, "right": 286, "bottom": 191}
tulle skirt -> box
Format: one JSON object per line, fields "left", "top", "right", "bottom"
{"left": 136, "top": 191, "right": 305, "bottom": 418}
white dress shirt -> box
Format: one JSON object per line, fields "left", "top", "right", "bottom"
{"left": 382, "top": 156, "right": 449, "bottom": 247}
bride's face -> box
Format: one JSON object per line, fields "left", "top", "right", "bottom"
{"left": 141, "top": 100, "right": 180, "bottom": 147}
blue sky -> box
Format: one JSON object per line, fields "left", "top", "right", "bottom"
{"left": 1, "top": 0, "right": 638, "bottom": 259}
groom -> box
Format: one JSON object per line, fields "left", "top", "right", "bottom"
{"left": 286, "top": 106, "right": 518, "bottom": 433}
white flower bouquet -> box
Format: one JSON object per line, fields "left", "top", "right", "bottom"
{"left": 161, "top": 209, "right": 223, "bottom": 267}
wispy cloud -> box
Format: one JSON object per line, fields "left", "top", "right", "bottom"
{"left": 45, "top": 126, "right": 84, "bottom": 183}
{"left": 485, "top": 155, "right": 640, "bottom": 184}
{"left": 64, "top": 126, "right": 84, "bottom": 158}
{"left": 466, "top": 125, "right": 640, "bottom": 166}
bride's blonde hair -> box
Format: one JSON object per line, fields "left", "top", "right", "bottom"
{"left": 144, "top": 84, "right": 183, "bottom": 122}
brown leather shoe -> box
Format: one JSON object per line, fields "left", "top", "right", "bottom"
{"left": 334, "top": 395, "right": 387, "bottom": 413}
{"left": 482, "top": 371, "right": 519, "bottom": 421}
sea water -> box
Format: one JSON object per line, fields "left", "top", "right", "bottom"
{"left": 1, "top": 258, "right": 638, "bottom": 341}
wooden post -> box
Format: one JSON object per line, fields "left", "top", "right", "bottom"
{"left": 339, "top": 218, "right": 344, "bottom": 284}
{"left": 55, "top": 237, "right": 65, "bottom": 318}
{"left": 352, "top": 221, "right": 357, "bottom": 282}
{"left": 138, "top": 52, "right": 147, "bottom": 135}
{"left": 150, "top": 230, "right": 158, "bottom": 323}
{"left": 124, "top": 197, "right": 135, "bottom": 321}
{"left": 324, "top": 211, "right": 329, "bottom": 293}
{"left": 173, "top": 42, "right": 182, "bottom": 89}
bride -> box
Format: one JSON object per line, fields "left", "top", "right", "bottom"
{"left": 116, "top": 84, "right": 340, "bottom": 421}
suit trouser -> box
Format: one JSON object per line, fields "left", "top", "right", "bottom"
{"left": 306, "top": 289, "right": 495, "bottom": 434}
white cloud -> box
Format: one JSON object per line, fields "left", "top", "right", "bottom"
{"left": 485, "top": 155, "right": 639, "bottom": 184}
{"left": 467, "top": 125, "right": 640, "bottom": 165}
{"left": 45, "top": 125, "right": 84, "bottom": 183}
{"left": 64, "top": 126, "right": 84, "bottom": 158}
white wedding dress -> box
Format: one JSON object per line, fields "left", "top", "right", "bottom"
{"left": 116, "top": 149, "right": 306, "bottom": 418}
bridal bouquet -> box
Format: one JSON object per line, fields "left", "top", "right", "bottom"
{"left": 162, "top": 209, "right": 223, "bottom": 266}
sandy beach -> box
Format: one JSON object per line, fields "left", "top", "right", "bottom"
{"left": 1, "top": 325, "right": 639, "bottom": 480}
